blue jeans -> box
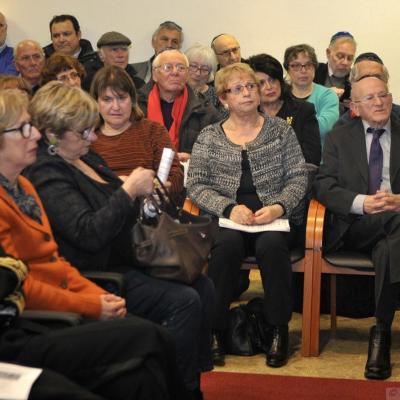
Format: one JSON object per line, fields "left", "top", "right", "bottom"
{"left": 123, "top": 270, "right": 214, "bottom": 390}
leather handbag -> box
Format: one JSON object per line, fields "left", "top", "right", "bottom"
{"left": 132, "top": 177, "right": 214, "bottom": 284}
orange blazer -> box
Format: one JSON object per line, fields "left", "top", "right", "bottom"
{"left": 0, "top": 175, "right": 105, "bottom": 318}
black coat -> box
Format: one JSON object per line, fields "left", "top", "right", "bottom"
{"left": 43, "top": 38, "right": 94, "bottom": 64}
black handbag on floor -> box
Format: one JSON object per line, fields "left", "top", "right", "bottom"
{"left": 132, "top": 177, "right": 214, "bottom": 284}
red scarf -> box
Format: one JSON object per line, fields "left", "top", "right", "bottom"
{"left": 147, "top": 84, "right": 188, "bottom": 150}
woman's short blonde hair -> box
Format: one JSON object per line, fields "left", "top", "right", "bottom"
{"left": 0, "top": 89, "right": 29, "bottom": 145}
{"left": 0, "top": 76, "right": 32, "bottom": 97}
{"left": 30, "top": 81, "right": 99, "bottom": 137}
{"left": 214, "top": 62, "right": 260, "bottom": 97}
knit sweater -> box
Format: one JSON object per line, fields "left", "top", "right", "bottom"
{"left": 92, "top": 119, "right": 184, "bottom": 199}
{"left": 187, "top": 115, "right": 308, "bottom": 225}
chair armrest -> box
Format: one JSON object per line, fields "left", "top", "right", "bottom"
{"left": 183, "top": 197, "right": 200, "bottom": 215}
{"left": 304, "top": 199, "right": 320, "bottom": 249}
{"left": 21, "top": 310, "right": 83, "bottom": 328}
{"left": 83, "top": 271, "right": 125, "bottom": 297}
{"left": 313, "top": 200, "right": 326, "bottom": 252}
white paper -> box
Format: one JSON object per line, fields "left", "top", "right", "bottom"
{"left": 0, "top": 362, "right": 42, "bottom": 400}
{"left": 219, "top": 218, "right": 290, "bottom": 233}
{"left": 157, "top": 148, "right": 175, "bottom": 183}
{"left": 181, "top": 159, "right": 190, "bottom": 187}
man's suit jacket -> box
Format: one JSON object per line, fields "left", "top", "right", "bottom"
{"left": 313, "top": 116, "right": 400, "bottom": 251}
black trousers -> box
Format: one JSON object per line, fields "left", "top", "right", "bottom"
{"left": 342, "top": 211, "right": 400, "bottom": 325}
{"left": 0, "top": 317, "right": 188, "bottom": 400}
{"left": 208, "top": 227, "right": 296, "bottom": 331}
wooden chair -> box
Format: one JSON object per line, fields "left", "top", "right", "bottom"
{"left": 309, "top": 201, "right": 374, "bottom": 356}
{"left": 183, "top": 198, "right": 320, "bottom": 356}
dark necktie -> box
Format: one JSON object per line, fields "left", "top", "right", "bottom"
{"left": 367, "top": 127, "right": 385, "bottom": 194}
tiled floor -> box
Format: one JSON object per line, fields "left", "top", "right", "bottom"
{"left": 217, "top": 271, "right": 400, "bottom": 381}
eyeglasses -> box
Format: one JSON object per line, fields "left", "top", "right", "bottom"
{"left": 288, "top": 62, "right": 314, "bottom": 72}
{"left": 154, "top": 63, "right": 188, "bottom": 73}
{"left": 188, "top": 64, "right": 210, "bottom": 75}
{"left": 259, "top": 77, "right": 277, "bottom": 87}
{"left": 17, "top": 54, "right": 43, "bottom": 63}
{"left": 3, "top": 122, "right": 34, "bottom": 139}
{"left": 216, "top": 46, "right": 240, "bottom": 58}
{"left": 352, "top": 92, "right": 392, "bottom": 104}
{"left": 79, "top": 127, "right": 95, "bottom": 140}
{"left": 224, "top": 82, "right": 258, "bottom": 95}
{"left": 57, "top": 70, "right": 80, "bottom": 83}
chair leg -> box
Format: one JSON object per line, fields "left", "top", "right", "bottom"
{"left": 301, "top": 251, "right": 314, "bottom": 357}
{"left": 330, "top": 274, "right": 337, "bottom": 335}
{"left": 309, "top": 252, "right": 322, "bottom": 356}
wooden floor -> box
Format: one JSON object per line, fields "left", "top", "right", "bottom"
{"left": 217, "top": 270, "right": 400, "bottom": 381}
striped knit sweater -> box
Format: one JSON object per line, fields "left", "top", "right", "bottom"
{"left": 187, "top": 116, "right": 308, "bottom": 224}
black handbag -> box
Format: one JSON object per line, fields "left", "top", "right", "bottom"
{"left": 225, "top": 297, "right": 270, "bottom": 356}
{"left": 132, "top": 177, "right": 214, "bottom": 284}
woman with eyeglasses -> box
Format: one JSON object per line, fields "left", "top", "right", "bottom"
{"left": 284, "top": 44, "right": 339, "bottom": 145}
{"left": 41, "top": 52, "right": 85, "bottom": 88}
{"left": 187, "top": 63, "right": 308, "bottom": 368}
{"left": 247, "top": 53, "right": 321, "bottom": 166}
{"left": 0, "top": 88, "right": 191, "bottom": 400}
{"left": 24, "top": 81, "right": 214, "bottom": 400}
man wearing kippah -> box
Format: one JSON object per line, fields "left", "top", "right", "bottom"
{"left": 132, "top": 21, "right": 183, "bottom": 83}
{"left": 81, "top": 31, "right": 144, "bottom": 91}
{"left": 314, "top": 31, "right": 356, "bottom": 112}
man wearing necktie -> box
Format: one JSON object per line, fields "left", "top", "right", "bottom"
{"left": 314, "top": 76, "right": 400, "bottom": 380}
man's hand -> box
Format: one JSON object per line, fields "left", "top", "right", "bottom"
{"left": 253, "top": 204, "right": 284, "bottom": 225}
{"left": 99, "top": 294, "right": 126, "bottom": 320}
{"left": 363, "top": 190, "right": 400, "bottom": 214}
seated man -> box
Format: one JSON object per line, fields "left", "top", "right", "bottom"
{"left": 0, "top": 12, "right": 18, "bottom": 75}
{"left": 82, "top": 31, "right": 144, "bottom": 91}
{"left": 314, "top": 76, "right": 400, "bottom": 380}
{"left": 138, "top": 49, "right": 220, "bottom": 162}
{"left": 132, "top": 21, "right": 183, "bottom": 83}
{"left": 14, "top": 40, "right": 45, "bottom": 93}
{"left": 43, "top": 14, "right": 93, "bottom": 62}
{"left": 211, "top": 33, "right": 242, "bottom": 69}
{"left": 314, "top": 31, "right": 356, "bottom": 110}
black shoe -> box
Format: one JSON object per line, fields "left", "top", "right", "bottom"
{"left": 266, "top": 325, "right": 289, "bottom": 368}
{"left": 364, "top": 325, "right": 391, "bottom": 380}
{"left": 211, "top": 332, "right": 225, "bottom": 366}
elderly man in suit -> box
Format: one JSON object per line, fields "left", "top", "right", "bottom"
{"left": 314, "top": 75, "right": 400, "bottom": 380}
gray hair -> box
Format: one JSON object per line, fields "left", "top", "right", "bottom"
{"left": 185, "top": 43, "right": 217, "bottom": 82}
{"left": 152, "top": 49, "right": 189, "bottom": 69}
{"left": 349, "top": 63, "right": 389, "bottom": 84}
{"left": 151, "top": 21, "right": 183, "bottom": 47}
{"left": 14, "top": 39, "right": 45, "bottom": 58}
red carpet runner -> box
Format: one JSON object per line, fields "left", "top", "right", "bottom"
{"left": 202, "top": 371, "right": 400, "bottom": 400}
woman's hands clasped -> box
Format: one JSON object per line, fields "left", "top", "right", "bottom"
{"left": 230, "top": 204, "right": 284, "bottom": 225}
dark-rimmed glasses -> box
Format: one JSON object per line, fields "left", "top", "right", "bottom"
{"left": 3, "top": 122, "right": 34, "bottom": 139}
{"left": 288, "top": 62, "right": 314, "bottom": 72}
{"left": 188, "top": 64, "right": 210, "bottom": 75}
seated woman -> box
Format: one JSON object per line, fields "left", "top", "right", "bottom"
{"left": 90, "top": 65, "right": 184, "bottom": 200}
{"left": 0, "top": 75, "right": 32, "bottom": 97}
{"left": 0, "top": 89, "right": 187, "bottom": 400}
{"left": 247, "top": 53, "right": 321, "bottom": 166}
{"left": 283, "top": 44, "right": 339, "bottom": 145}
{"left": 41, "top": 52, "right": 85, "bottom": 87}
{"left": 24, "top": 81, "right": 213, "bottom": 399}
{"left": 187, "top": 63, "right": 308, "bottom": 368}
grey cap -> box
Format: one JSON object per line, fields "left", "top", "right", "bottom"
{"left": 97, "top": 31, "right": 131, "bottom": 48}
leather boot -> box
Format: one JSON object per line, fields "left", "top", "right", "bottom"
{"left": 364, "top": 325, "right": 391, "bottom": 380}
{"left": 211, "top": 332, "right": 225, "bottom": 366}
{"left": 266, "top": 325, "right": 289, "bottom": 368}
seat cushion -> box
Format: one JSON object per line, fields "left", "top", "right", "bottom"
{"left": 324, "top": 251, "right": 373, "bottom": 271}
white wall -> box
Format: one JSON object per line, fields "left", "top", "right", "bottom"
{"left": 2, "top": 0, "right": 399, "bottom": 100}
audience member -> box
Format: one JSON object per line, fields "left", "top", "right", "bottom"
{"left": 284, "top": 43, "right": 339, "bottom": 145}
{"left": 43, "top": 14, "right": 93, "bottom": 62}
{"left": 0, "top": 75, "right": 31, "bottom": 97}
{"left": 91, "top": 65, "right": 184, "bottom": 200}
{"left": 314, "top": 76, "right": 399, "bottom": 380}
{"left": 138, "top": 49, "right": 220, "bottom": 162}
{"left": 185, "top": 43, "right": 218, "bottom": 107}
{"left": 247, "top": 53, "right": 321, "bottom": 165}
{"left": 14, "top": 40, "right": 45, "bottom": 93}
{"left": 25, "top": 81, "right": 214, "bottom": 399}
{"left": 0, "top": 88, "right": 188, "bottom": 400}
{"left": 211, "top": 34, "right": 242, "bottom": 68}
{"left": 132, "top": 21, "right": 184, "bottom": 83}
{"left": 314, "top": 31, "right": 356, "bottom": 109}
{"left": 187, "top": 63, "right": 308, "bottom": 368}
{"left": 0, "top": 12, "right": 17, "bottom": 75}
{"left": 41, "top": 52, "right": 85, "bottom": 87}
{"left": 82, "top": 31, "right": 144, "bottom": 91}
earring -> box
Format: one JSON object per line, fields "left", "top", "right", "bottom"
{"left": 223, "top": 103, "right": 229, "bottom": 111}
{"left": 47, "top": 136, "right": 58, "bottom": 156}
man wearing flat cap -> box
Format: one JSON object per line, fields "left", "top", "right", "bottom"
{"left": 81, "top": 31, "right": 144, "bottom": 91}
{"left": 314, "top": 31, "right": 357, "bottom": 113}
